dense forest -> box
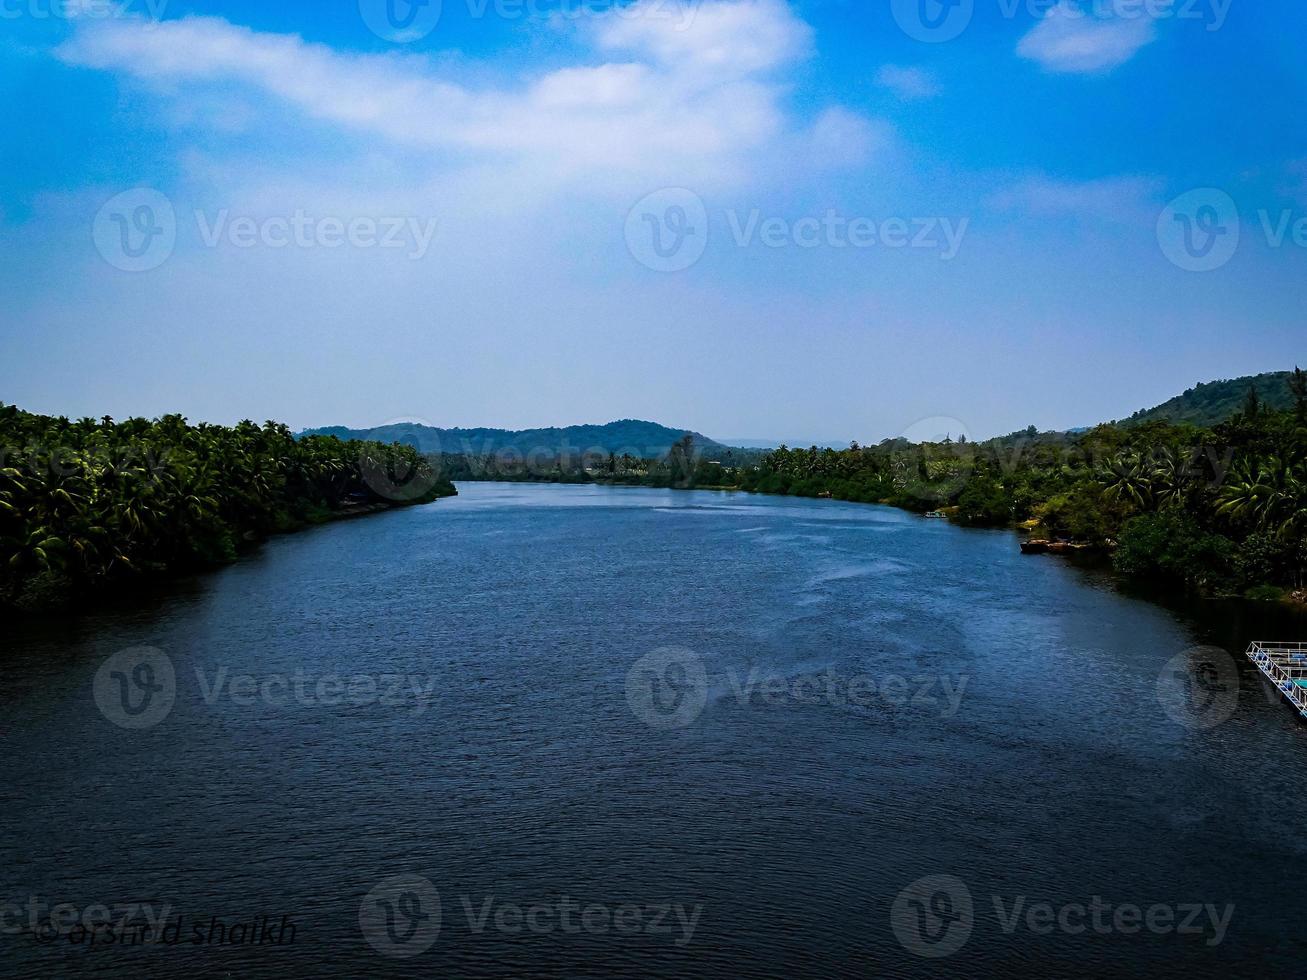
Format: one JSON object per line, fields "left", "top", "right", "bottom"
{"left": 741, "top": 385, "right": 1306, "bottom": 598}
{"left": 447, "top": 372, "right": 1307, "bottom": 600}
{"left": 303, "top": 418, "right": 724, "bottom": 458}
{"left": 436, "top": 436, "right": 761, "bottom": 488}
{"left": 0, "top": 405, "right": 455, "bottom": 612}
{"left": 1123, "top": 370, "right": 1297, "bottom": 427}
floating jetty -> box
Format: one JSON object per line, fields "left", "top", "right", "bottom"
{"left": 1246, "top": 642, "right": 1307, "bottom": 719}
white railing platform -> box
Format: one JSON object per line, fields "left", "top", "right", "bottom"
{"left": 1247, "top": 642, "right": 1307, "bottom": 718}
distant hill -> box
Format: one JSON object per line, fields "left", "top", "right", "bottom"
{"left": 720, "top": 437, "right": 853, "bottom": 450}
{"left": 1122, "top": 370, "right": 1298, "bottom": 427}
{"left": 301, "top": 419, "right": 723, "bottom": 458}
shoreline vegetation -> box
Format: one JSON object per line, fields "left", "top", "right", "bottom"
{"left": 4, "top": 370, "right": 1303, "bottom": 615}
{"left": 0, "top": 405, "right": 456, "bottom": 613}
{"left": 441, "top": 372, "right": 1307, "bottom": 606}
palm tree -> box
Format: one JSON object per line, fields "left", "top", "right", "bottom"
{"left": 1290, "top": 366, "right": 1307, "bottom": 424}
{"left": 1151, "top": 447, "right": 1197, "bottom": 509}
{"left": 1218, "top": 456, "right": 1303, "bottom": 537}
{"left": 1100, "top": 453, "right": 1153, "bottom": 509}
{"left": 1, "top": 403, "right": 452, "bottom": 608}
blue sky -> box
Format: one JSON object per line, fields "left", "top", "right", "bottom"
{"left": 1, "top": 0, "right": 1304, "bottom": 443}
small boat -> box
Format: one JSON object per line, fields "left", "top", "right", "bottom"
{"left": 924, "top": 510, "right": 947, "bottom": 519}
{"left": 1023, "top": 539, "right": 1092, "bottom": 555}
{"left": 1048, "top": 540, "right": 1092, "bottom": 554}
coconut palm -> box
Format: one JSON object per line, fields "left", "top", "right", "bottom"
{"left": 1100, "top": 453, "right": 1153, "bottom": 509}
{"left": 1150, "top": 447, "right": 1198, "bottom": 509}
{"left": 0, "top": 403, "right": 453, "bottom": 609}
{"left": 1217, "top": 456, "right": 1305, "bottom": 538}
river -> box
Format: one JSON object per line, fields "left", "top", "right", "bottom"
{"left": 3, "top": 482, "right": 1306, "bottom": 978}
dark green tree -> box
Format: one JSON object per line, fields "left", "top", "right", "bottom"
{"left": 1243, "top": 384, "right": 1262, "bottom": 419}
{"left": 1290, "top": 366, "right": 1307, "bottom": 423}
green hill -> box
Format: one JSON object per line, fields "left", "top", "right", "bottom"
{"left": 301, "top": 419, "right": 722, "bottom": 459}
{"left": 1122, "top": 370, "right": 1299, "bottom": 427}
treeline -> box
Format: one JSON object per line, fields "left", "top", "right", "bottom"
{"left": 0, "top": 405, "right": 455, "bottom": 611}
{"left": 1124, "top": 370, "right": 1297, "bottom": 427}
{"left": 437, "top": 435, "right": 759, "bottom": 488}
{"left": 741, "top": 378, "right": 1307, "bottom": 598}
{"left": 443, "top": 374, "right": 1307, "bottom": 599}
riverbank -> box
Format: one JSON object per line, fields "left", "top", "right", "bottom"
{"left": 4, "top": 491, "right": 455, "bottom": 616}
{"left": 452, "top": 471, "right": 1304, "bottom": 615}
{"left": 0, "top": 404, "right": 458, "bottom": 615}
{"left": 447, "top": 401, "right": 1306, "bottom": 602}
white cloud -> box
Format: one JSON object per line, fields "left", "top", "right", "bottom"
{"left": 803, "top": 108, "right": 892, "bottom": 171}
{"left": 596, "top": 0, "right": 812, "bottom": 77}
{"left": 55, "top": 0, "right": 860, "bottom": 190}
{"left": 874, "top": 65, "right": 941, "bottom": 101}
{"left": 987, "top": 175, "right": 1164, "bottom": 223}
{"left": 1016, "top": 1, "right": 1157, "bottom": 74}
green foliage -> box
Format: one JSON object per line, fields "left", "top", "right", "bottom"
{"left": 1243, "top": 384, "right": 1262, "bottom": 420}
{"left": 955, "top": 476, "right": 1014, "bottom": 527}
{"left": 735, "top": 399, "right": 1303, "bottom": 594}
{"left": 0, "top": 405, "right": 455, "bottom": 611}
{"left": 1035, "top": 482, "right": 1123, "bottom": 543}
{"left": 437, "top": 433, "right": 755, "bottom": 492}
{"left": 1290, "top": 366, "right": 1307, "bottom": 423}
{"left": 1113, "top": 511, "right": 1235, "bottom": 590}
{"left": 303, "top": 419, "right": 723, "bottom": 458}
{"left": 1233, "top": 531, "right": 1305, "bottom": 591}
{"left": 436, "top": 370, "right": 1306, "bottom": 598}
{"left": 1124, "top": 371, "right": 1297, "bottom": 427}
{"left": 1245, "top": 585, "right": 1287, "bottom": 602}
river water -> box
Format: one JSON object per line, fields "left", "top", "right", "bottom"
{"left": 3, "top": 482, "right": 1306, "bottom": 978}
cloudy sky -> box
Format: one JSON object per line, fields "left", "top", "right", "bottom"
{"left": 1, "top": 0, "right": 1304, "bottom": 442}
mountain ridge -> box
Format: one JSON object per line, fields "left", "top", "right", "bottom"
{"left": 1117, "top": 370, "right": 1298, "bottom": 428}
{"left": 300, "top": 418, "right": 723, "bottom": 457}
{"left": 304, "top": 369, "right": 1302, "bottom": 458}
